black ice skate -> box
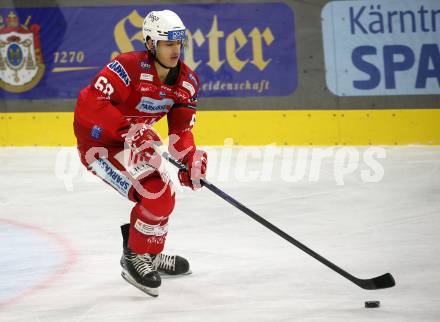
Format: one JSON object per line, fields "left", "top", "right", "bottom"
{"left": 121, "top": 247, "right": 161, "bottom": 297}
{"left": 120, "top": 224, "right": 191, "bottom": 278}
{"left": 157, "top": 253, "right": 191, "bottom": 277}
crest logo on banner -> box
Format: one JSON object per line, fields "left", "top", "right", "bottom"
{"left": 0, "top": 12, "right": 45, "bottom": 93}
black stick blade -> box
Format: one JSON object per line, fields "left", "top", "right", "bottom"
{"left": 358, "top": 273, "right": 396, "bottom": 290}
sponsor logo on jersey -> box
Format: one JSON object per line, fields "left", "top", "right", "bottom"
{"left": 188, "top": 73, "right": 198, "bottom": 86}
{"left": 107, "top": 60, "right": 130, "bottom": 86}
{"left": 0, "top": 11, "right": 45, "bottom": 93}
{"left": 168, "top": 29, "right": 186, "bottom": 41}
{"left": 174, "top": 88, "right": 189, "bottom": 100}
{"left": 140, "top": 73, "right": 153, "bottom": 81}
{"left": 89, "top": 157, "right": 132, "bottom": 197}
{"left": 139, "top": 83, "right": 157, "bottom": 93}
{"left": 140, "top": 61, "right": 151, "bottom": 70}
{"left": 182, "top": 81, "right": 196, "bottom": 96}
{"left": 136, "top": 97, "right": 174, "bottom": 113}
{"left": 159, "top": 91, "right": 166, "bottom": 98}
{"left": 161, "top": 85, "right": 172, "bottom": 92}
{"left": 90, "top": 125, "right": 102, "bottom": 139}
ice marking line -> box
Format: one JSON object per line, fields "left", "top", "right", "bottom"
{"left": 0, "top": 218, "right": 77, "bottom": 308}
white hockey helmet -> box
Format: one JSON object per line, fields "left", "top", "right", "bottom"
{"left": 142, "top": 10, "right": 186, "bottom": 50}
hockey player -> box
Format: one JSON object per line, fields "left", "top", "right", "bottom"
{"left": 73, "top": 10, "right": 207, "bottom": 297}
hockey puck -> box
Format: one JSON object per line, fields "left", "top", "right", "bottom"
{"left": 365, "top": 301, "right": 380, "bottom": 308}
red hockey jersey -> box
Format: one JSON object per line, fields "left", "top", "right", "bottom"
{"left": 74, "top": 51, "right": 200, "bottom": 160}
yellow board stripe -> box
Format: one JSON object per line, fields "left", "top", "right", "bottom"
{"left": 0, "top": 109, "right": 439, "bottom": 146}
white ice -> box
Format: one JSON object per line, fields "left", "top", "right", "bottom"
{"left": 0, "top": 146, "right": 439, "bottom": 322}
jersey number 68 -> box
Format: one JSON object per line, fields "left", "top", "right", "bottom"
{"left": 94, "top": 76, "right": 114, "bottom": 96}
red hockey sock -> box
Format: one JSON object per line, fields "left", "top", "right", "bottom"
{"left": 128, "top": 176, "right": 175, "bottom": 254}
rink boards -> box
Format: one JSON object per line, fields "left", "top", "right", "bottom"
{"left": 1, "top": 109, "right": 439, "bottom": 146}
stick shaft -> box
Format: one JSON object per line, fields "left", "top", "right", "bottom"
{"left": 163, "top": 152, "right": 395, "bottom": 290}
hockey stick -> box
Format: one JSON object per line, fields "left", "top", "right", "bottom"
{"left": 162, "top": 152, "right": 395, "bottom": 290}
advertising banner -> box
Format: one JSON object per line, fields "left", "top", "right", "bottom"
{"left": 322, "top": 0, "right": 440, "bottom": 96}
{"left": 0, "top": 3, "right": 297, "bottom": 99}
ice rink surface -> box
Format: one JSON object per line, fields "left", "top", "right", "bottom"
{"left": 1, "top": 146, "right": 439, "bottom": 322}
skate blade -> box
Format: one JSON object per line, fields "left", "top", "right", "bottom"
{"left": 121, "top": 269, "right": 159, "bottom": 297}
{"left": 159, "top": 269, "right": 192, "bottom": 279}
